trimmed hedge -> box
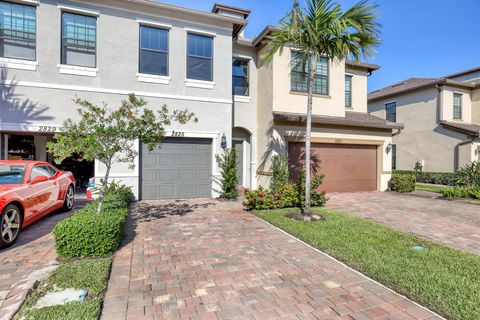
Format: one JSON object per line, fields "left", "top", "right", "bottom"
{"left": 53, "top": 191, "right": 132, "bottom": 259}
{"left": 394, "top": 170, "right": 456, "bottom": 186}
{"left": 390, "top": 173, "right": 416, "bottom": 193}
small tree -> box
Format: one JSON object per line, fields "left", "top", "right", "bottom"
{"left": 47, "top": 93, "right": 197, "bottom": 213}
{"left": 216, "top": 148, "right": 239, "bottom": 199}
{"left": 270, "top": 154, "right": 290, "bottom": 192}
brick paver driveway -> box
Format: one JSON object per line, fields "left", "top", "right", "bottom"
{"left": 327, "top": 192, "right": 480, "bottom": 255}
{"left": 0, "top": 199, "right": 87, "bottom": 320}
{"left": 102, "top": 199, "right": 441, "bottom": 320}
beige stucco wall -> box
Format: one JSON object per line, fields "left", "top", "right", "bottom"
{"left": 472, "top": 141, "right": 480, "bottom": 162}
{"left": 268, "top": 48, "right": 367, "bottom": 117}
{"left": 440, "top": 86, "right": 472, "bottom": 123}
{"left": 345, "top": 67, "right": 369, "bottom": 113}
{"left": 472, "top": 88, "right": 480, "bottom": 125}
{"left": 369, "top": 88, "right": 472, "bottom": 173}
{"left": 256, "top": 124, "right": 393, "bottom": 191}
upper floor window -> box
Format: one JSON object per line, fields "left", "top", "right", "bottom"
{"left": 345, "top": 75, "right": 352, "bottom": 108}
{"left": 232, "top": 58, "right": 249, "bottom": 96}
{"left": 291, "top": 51, "right": 328, "bottom": 95}
{"left": 385, "top": 102, "right": 396, "bottom": 122}
{"left": 139, "top": 25, "right": 168, "bottom": 76}
{"left": 453, "top": 93, "right": 462, "bottom": 120}
{"left": 61, "top": 12, "right": 96, "bottom": 68}
{"left": 0, "top": 1, "right": 36, "bottom": 61}
{"left": 187, "top": 33, "right": 213, "bottom": 81}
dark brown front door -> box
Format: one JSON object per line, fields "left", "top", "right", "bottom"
{"left": 288, "top": 142, "right": 377, "bottom": 192}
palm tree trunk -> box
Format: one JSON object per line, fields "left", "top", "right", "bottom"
{"left": 304, "top": 54, "right": 317, "bottom": 216}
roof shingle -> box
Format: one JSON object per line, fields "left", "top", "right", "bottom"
{"left": 273, "top": 111, "right": 404, "bottom": 130}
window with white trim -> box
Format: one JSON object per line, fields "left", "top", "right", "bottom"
{"left": 385, "top": 102, "right": 396, "bottom": 122}
{"left": 61, "top": 12, "right": 96, "bottom": 68}
{"left": 187, "top": 33, "right": 213, "bottom": 81}
{"left": 0, "top": 1, "right": 36, "bottom": 61}
{"left": 232, "top": 58, "right": 249, "bottom": 96}
{"left": 453, "top": 93, "right": 462, "bottom": 120}
{"left": 139, "top": 25, "right": 168, "bottom": 76}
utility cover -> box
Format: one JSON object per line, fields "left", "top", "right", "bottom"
{"left": 34, "top": 289, "right": 88, "bottom": 309}
{"left": 412, "top": 245, "right": 426, "bottom": 251}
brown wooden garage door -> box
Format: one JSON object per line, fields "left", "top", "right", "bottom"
{"left": 288, "top": 142, "right": 377, "bottom": 192}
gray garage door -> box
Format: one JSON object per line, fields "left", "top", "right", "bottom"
{"left": 141, "top": 138, "right": 212, "bottom": 200}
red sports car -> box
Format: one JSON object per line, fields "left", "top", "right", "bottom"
{"left": 0, "top": 161, "right": 75, "bottom": 247}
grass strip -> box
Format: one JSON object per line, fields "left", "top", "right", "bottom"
{"left": 15, "top": 257, "right": 112, "bottom": 320}
{"left": 415, "top": 184, "right": 447, "bottom": 193}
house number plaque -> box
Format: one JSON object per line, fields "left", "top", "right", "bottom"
{"left": 171, "top": 131, "right": 185, "bottom": 137}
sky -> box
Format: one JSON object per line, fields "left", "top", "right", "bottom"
{"left": 159, "top": 0, "right": 480, "bottom": 92}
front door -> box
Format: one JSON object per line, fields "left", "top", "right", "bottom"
{"left": 233, "top": 140, "right": 244, "bottom": 187}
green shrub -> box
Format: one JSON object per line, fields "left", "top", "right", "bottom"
{"left": 390, "top": 173, "right": 416, "bottom": 193}
{"left": 244, "top": 170, "right": 327, "bottom": 210}
{"left": 455, "top": 161, "right": 480, "bottom": 186}
{"left": 442, "top": 185, "right": 480, "bottom": 200}
{"left": 270, "top": 155, "right": 289, "bottom": 192}
{"left": 216, "top": 148, "right": 238, "bottom": 199}
{"left": 394, "top": 170, "right": 456, "bottom": 186}
{"left": 53, "top": 190, "right": 132, "bottom": 258}
{"left": 103, "top": 181, "right": 134, "bottom": 202}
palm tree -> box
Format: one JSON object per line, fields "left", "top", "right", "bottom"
{"left": 262, "top": 0, "right": 380, "bottom": 215}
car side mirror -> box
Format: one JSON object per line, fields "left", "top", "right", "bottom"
{"left": 31, "top": 175, "right": 49, "bottom": 184}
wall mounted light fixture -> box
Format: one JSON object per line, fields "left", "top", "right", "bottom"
{"left": 386, "top": 143, "right": 392, "bottom": 154}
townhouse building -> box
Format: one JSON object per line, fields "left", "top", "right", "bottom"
{"left": 0, "top": 0, "right": 400, "bottom": 199}
{"left": 368, "top": 68, "right": 480, "bottom": 173}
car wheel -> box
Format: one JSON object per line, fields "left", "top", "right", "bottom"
{"left": 0, "top": 204, "right": 21, "bottom": 247}
{"left": 62, "top": 185, "right": 75, "bottom": 212}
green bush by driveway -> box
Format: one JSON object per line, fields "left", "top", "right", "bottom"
{"left": 255, "top": 208, "right": 480, "bottom": 320}
{"left": 394, "top": 170, "right": 456, "bottom": 186}
{"left": 53, "top": 191, "right": 131, "bottom": 258}
{"left": 390, "top": 173, "right": 416, "bottom": 193}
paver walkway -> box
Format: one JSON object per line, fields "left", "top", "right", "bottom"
{"left": 0, "top": 199, "right": 87, "bottom": 320}
{"left": 327, "top": 192, "right": 480, "bottom": 254}
{"left": 102, "top": 199, "right": 441, "bottom": 320}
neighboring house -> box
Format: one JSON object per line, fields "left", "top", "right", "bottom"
{"left": 368, "top": 67, "right": 480, "bottom": 173}
{"left": 0, "top": 0, "right": 399, "bottom": 199}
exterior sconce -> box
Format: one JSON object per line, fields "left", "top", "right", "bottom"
{"left": 386, "top": 143, "right": 392, "bottom": 154}
{"left": 476, "top": 145, "right": 480, "bottom": 156}
{"left": 221, "top": 134, "right": 227, "bottom": 150}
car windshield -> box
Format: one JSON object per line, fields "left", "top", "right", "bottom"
{"left": 0, "top": 165, "right": 27, "bottom": 184}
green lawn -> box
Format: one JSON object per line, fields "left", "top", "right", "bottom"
{"left": 255, "top": 208, "right": 480, "bottom": 320}
{"left": 15, "top": 258, "right": 112, "bottom": 320}
{"left": 415, "top": 184, "right": 447, "bottom": 193}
